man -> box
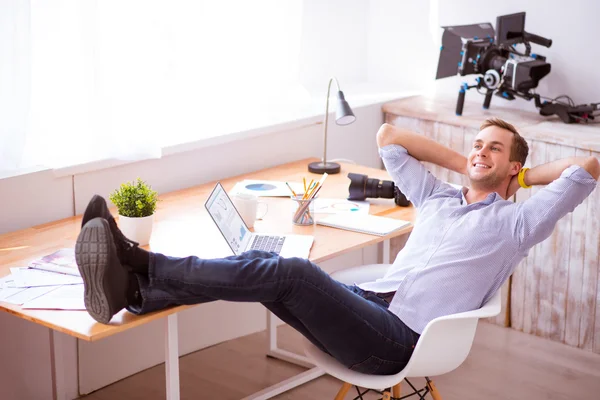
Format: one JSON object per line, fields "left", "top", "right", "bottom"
{"left": 75, "top": 117, "right": 599, "bottom": 376}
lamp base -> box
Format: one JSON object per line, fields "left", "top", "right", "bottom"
{"left": 308, "top": 161, "right": 341, "bottom": 174}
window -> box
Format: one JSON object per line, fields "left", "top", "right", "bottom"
{"left": 1, "top": 0, "right": 303, "bottom": 172}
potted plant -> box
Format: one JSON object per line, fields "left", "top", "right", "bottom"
{"left": 109, "top": 178, "right": 159, "bottom": 246}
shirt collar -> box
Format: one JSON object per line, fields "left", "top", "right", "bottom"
{"left": 456, "top": 187, "right": 503, "bottom": 205}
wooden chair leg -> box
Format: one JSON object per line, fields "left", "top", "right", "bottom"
{"left": 334, "top": 382, "right": 352, "bottom": 400}
{"left": 382, "top": 391, "right": 392, "bottom": 400}
{"left": 392, "top": 383, "right": 401, "bottom": 398}
{"left": 427, "top": 379, "right": 442, "bottom": 400}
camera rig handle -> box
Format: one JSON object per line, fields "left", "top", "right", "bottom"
{"left": 523, "top": 31, "right": 552, "bottom": 48}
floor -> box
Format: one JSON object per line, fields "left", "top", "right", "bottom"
{"left": 79, "top": 322, "right": 600, "bottom": 400}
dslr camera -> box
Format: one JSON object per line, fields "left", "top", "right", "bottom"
{"left": 347, "top": 173, "right": 410, "bottom": 207}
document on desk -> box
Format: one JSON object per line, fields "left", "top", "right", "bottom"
{"left": 22, "top": 284, "right": 85, "bottom": 310}
{"left": 1, "top": 285, "right": 59, "bottom": 305}
{"left": 313, "top": 198, "right": 370, "bottom": 214}
{"left": 230, "top": 180, "right": 304, "bottom": 197}
{"left": 0, "top": 274, "right": 15, "bottom": 288}
{"left": 10, "top": 267, "right": 83, "bottom": 288}
{"left": 0, "top": 287, "right": 25, "bottom": 302}
{"left": 29, "top": 248, "right": 80, "bottom": 276}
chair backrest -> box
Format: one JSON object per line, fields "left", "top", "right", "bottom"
{"left": 403, "top": 290, "right": 502, "bottom": 377}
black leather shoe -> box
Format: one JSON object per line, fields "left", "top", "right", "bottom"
{"left": 82, "top": 194, "right": 114, "bottom": 228}
{"left": 81, "top": 195, "right": 147, "bottom": 272}
{"left": 75, "top": 218, "right": 129, "bottom": 324}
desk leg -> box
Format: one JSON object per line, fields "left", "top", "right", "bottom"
{"left": 241, "top": 310, "right": 325, "bottom": 400}
{"left": 266, "top": 310, "right": 315, "bottom": 368}
{"left": 165, "top": 314, "right": 180, "bottom": 400}
{"left": 49, "top": 329, "right": 67, "bottom": 400}
{"left": 383, "top": 239, "right": 391, "bottom": 264}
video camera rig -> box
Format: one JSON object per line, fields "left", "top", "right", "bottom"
{"left": 436, "top": 12, "right": 599, "bottom": 124}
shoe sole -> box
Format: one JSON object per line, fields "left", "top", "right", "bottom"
{"left": 75, "top": 218, "right": 128, "bottom": 324}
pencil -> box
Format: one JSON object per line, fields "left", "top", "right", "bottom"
{"left": 303, "top": 177, "right": 307, "bottom": 194}
{"left": 302, "top": 182, "right": 313, "bottom": 200}
{"left": 306, "top": 182, "right": 319, "bottom": 199}
{"left": 285, "top": 182, "right": 298, "bottom": 197}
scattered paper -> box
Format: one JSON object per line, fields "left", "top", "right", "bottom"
{"left": 9, "top": 267, "right": 83, "bottom": 288}
{"left": 0, "top": 287, "right": 25, "bottom": 302}
{"left": 313, "top": 198, "right": 370, "bottom": 214}
{"left": 230, "top": 180, "right": 304, "bottom": 197}
{"left": 2, "top": 285, "right": 60, "bottom": 305}
{"left": 0, "top": 248, "right": 85, "bottom": 310}
{"left": 22, "top": 285, "right": 85, "bottom": 310}
{"left": 29, "top": 248, "right": 80, "bottom": 276}
{"left": 33, "top": 248, "right": 76, "bottom": 266}
{"left": 0, "top": 274, "right": 15, "bottom": 289}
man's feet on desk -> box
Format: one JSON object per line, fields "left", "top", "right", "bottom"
{"left": 82, "top": 194, "right": 150, "bottom": 274}
{"left": 75, "top": 217, "right": 139, "bottom": 324}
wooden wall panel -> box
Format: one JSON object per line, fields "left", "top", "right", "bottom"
{"left": 565, "top": 148, "right": 592, "bottom": 347}
{"left": 588, "top": 151, "right": 600, "bottom": 354}
{"left": 521, "top": 141, "right": 546, "bottom": 335}
{"left": 549, "top": 145, "right": 577, "bottom": 342}
{"left": 511, "top": 174, "right": 532, "bottom": 332}
{"left": 535, "top": 142, "right": 555, "bottom": 339}
{"left": 448, "top": 124, "right": 465, "bottom": 185}
{"left": 461, "top": 128, "right": 477, "bottom": 187}
{"left": 433, "top": 122, "right": 452, "bottom": 183}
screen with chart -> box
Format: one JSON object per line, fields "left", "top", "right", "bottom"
{"left": 205, "top": 183, "right": 252, "bottom": 255}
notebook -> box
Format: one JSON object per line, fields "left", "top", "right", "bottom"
{"left": 316, "top": 214, "right": 411, "bottom": 236}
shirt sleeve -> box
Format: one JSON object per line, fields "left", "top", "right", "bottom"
{"left": 514, "top": 165, "right": 597, "bottom": 249}
{"left": 379, "top": 144, "right": 451, "bottom": 208}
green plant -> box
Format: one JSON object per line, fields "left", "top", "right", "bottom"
{"left": 109, "top": 178, "right": 159, "bottom": 218}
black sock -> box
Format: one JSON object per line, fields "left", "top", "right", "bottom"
{"left": 127, "top": 247, "right": 151, "bottom": 275}
{"left": 126, "top": 273, "right": 142, "bottom": 307}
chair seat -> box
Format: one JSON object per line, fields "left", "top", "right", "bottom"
{"left": 304, "top": 263, "right": 502, "bottom": 390}
{"left": 304, "top": 337, "right": 410, "bottom": 389}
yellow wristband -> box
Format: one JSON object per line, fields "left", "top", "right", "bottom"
{"left": 518, "top": 167, "right": 531, "bottom": 189}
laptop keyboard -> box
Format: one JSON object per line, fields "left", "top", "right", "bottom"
{"left": 250, "top": 235, "right": 286, "bottom": 254}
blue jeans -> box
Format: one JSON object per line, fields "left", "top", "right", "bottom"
{"left": 128, "top": 250, "right": 420, "bottom": 375}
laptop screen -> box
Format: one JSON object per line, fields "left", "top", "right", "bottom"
{"left": 205, "top": 183, "right": 253, "bottom": 255}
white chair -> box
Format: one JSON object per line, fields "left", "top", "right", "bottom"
{"left": 303, "top": 264, "right": 502, "bottom": 400}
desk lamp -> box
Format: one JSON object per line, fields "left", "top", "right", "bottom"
{"left": 308, "top": 77, "right": 356, "bottom": 174}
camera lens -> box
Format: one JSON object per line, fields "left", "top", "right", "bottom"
{"left": 347, "top": 173, "right": 367, "bottom": 200}
{"left": 348, "top": 173, "right": 395, "bottom": 201}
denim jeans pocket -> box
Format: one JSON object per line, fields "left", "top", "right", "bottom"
{"left": 349, "top": 354, "right": 407, "bottom": 375}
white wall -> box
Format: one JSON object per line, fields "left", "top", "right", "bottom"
{"left": 299, "top": 0, "right": 369, "bottom": 89}
{"left": 367, "top": 0, "right": 438, "bottom": 93}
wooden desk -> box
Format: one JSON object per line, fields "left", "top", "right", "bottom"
{"left": 0, "top": 158, "right": 415, "bottom": 400}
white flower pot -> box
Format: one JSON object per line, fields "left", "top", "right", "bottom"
{"left": 118, "top": 214, "right": 154, "bottom": 246}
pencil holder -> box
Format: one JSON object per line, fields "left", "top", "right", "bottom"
{"left": 292, "top": 195, "right": 315, "bottom": 226}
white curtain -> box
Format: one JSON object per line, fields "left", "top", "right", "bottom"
{"left": 0, "top": 1, "right": 31, "bottom": 171}
{"left": 1, "top": 0, "right": 303, "bottom": 172}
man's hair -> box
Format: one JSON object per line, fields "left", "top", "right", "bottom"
{"left": 480, "top": 117, "right": 529, "bottom": 166}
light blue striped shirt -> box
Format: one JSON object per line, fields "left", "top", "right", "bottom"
{"left": 358, "top": 144, "right": 597, "bottom": 334}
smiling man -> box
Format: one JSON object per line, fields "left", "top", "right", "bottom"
{"left": 362, "top": 118, "right": 599, "bottom": 333}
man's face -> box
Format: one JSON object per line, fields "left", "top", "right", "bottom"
{"left": 467, "top": 126, "right": 519, "bottom": 189}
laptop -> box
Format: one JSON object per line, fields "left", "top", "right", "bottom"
{"left": 205, "top": 183, "right": 314, "bottom": 258}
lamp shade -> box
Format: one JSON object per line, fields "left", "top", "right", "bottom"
{"left": 335, "top": 91, "right": 356, "bottom": 125}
